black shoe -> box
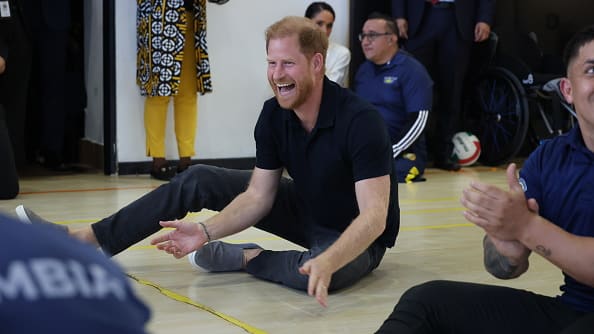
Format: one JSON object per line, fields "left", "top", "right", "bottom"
{"left": 434, "top": 158, "right": 461, "bottom": 171}
{"left": 150, "top": 165, "right": 176, "bottom": 181}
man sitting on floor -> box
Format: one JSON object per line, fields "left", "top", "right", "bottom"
{"left": 16, "top": 16, "right": 399, "bottom": 308}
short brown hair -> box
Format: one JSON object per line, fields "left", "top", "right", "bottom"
{"left": 265, "top": 16, "right": 328, "bottom": 60}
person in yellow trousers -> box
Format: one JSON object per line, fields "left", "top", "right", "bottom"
{"left": 136, "top": 0, "right": 226, "bottom": 180}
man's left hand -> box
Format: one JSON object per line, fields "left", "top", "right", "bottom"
{"left": 460, "top": 163, "right": 534, "bottom": 241}
{"left": 0, "top": 56, "right": 5, "bottom": 74}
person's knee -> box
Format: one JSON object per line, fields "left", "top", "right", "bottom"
{"left": 175, "top": 163, "right": 207, "bottom": 178}
{"left": 170, "top": 165, "right": 249, "bottom": 211}
{"left": 170, "top": 164, "right": 218, "bottom": 188}
{"left": 329, "top": 269, "right": 358, "bottom": 291}
{"left": 376, "top": 281, "right": 448, "bottom": 333}
{"left": 400, "top": 280, "right": 451, "bottom": 305}
{"left": 168, "top": 164, "right": 215, "bottom": 194}
{"left": 328, "top": 249, "right": 380, "bottom": 291}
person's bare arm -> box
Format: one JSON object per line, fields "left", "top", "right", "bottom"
{"left": 482, "top": 197, "right": 541, "bottom": 279}
{"left": 462, "top": 163, "right": 594, "bottom": 287}
{"left": 483, "top": 234, "right": 530, "bottom": 279}
{"left": 299, "top": 174, "right": 390, "bottom": 306}
{"left": 202, "top": 167, "right": 282, "bottom": 239}
{"left": 152, "top": 167, "right": 283, "bottom": 256}
{"left": 518, "top": 213, "right": 594, "bottom": 287}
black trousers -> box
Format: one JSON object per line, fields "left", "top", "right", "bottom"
{"left": 375, "top": 280, "right": 587, "bottom": 334}
{"left": 37, "top": 26, "right": 69, "bottom": 163}
{"left": 0, "top": 105, "right": 19, "bottom": 199}
{"left": 92, "top": 165, "right": 386, "bottom": 292}
{"left": 561, "top": 312, "right": 594, "bottom": 334}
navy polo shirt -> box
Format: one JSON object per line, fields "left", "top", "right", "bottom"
{"left": 519, "top": 126, "right": 594, "bottom": 312}
{"left": 254, "top": 78, "right": 399, "bottom": 247}
{"left": 353, "top": 50, "right": 433, "bottom": 145}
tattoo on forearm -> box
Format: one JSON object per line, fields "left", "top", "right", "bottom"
{"left": 483, "top": 236, "right": 526, "bottom": 279}
{"left": 535, "top": 245, "right": 552, "bottom": 257}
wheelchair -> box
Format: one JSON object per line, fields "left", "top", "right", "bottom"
{"left": 461, "top": 31, "right": 576, "bottom": 166}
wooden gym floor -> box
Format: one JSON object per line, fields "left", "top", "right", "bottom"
{"left": 0, "top": 165, "right": 562, "bottom": 333}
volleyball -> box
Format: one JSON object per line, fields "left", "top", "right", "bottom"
{"left": 451, "top": 132, "right": 481, "bottom": 166}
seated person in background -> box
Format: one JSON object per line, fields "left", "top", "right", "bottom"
{"left": 305, "top": 1, "right": 351, "bottom": 87}
{"left": 0, "top": 213, "right": 150, "bottom": 333}
{"left": 375, "top": 25, "right": 594, "bottom": 333}
{"left": 16, "top": 16, "right": 399, "bottom": 308}
{"left": 353, "top": 13, "right": 432, "bottom": 183}
{"left": 392, "top": 0, "right": 494, "bottom": 172}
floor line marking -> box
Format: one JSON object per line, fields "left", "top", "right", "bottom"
{"left": 128, "top": 237, "right": 283, "bottom": 251}
{"left": 402, "top": 223, "right": 473, "bottom": 231}
{"left": 401, "top": 207, "right": 464, "bottom": 215}
{"left": 127, "top": 274, "right": 268, "bottom": 334}
{"left": 52, "top": 211, "right": 218, "bottom": 226}
{"left": 19, "top": 186, "right": 157, "bottom": 195}
{"left": 125, "top": 223, "right": 473, "bottom": 251}
{"left": 52, "top": 207, "right": 464, "bottom": 227}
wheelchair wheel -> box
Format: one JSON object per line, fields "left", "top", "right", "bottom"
{"left": 462, "top": 67, "right": 530, "bottom": 166}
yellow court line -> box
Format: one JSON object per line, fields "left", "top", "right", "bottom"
{"left": 128, "top": 236, "right": 282, "bottom": 251}
{"left": 124, "top": 222, "right": 473, "bottom": 333}
{"left": 401, "top": 207, "right": 464, "bottom": 215}
{"left": 55, "top": 206, "right": 463, "bottom": 226}
{"left": 54, "top": 210, "right": 219, "bottom": 226}
{"left": 19, "top": 185, "right": 157, "bottom": 196}
{"left": 54, "top": 207, "right": 467, "bottom": 231}
{"left": 400, "top": 197, "right": 459, "bottom": 204}
{"left": 128, "top": 223, "right": 473, "bottom": 252}
{"left": 401, "top": 223, "right": 473, "bottom": 231}
{"left": 127, "top": 274, "right": 268, "bottom": 334}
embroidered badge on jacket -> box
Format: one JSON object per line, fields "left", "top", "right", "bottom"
{"left": 383, "top": 76, "right": 398, "bottom": 84}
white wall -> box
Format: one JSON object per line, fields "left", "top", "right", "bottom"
{"left": 110, "top": 0, "right": 350, "bottom": 165}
